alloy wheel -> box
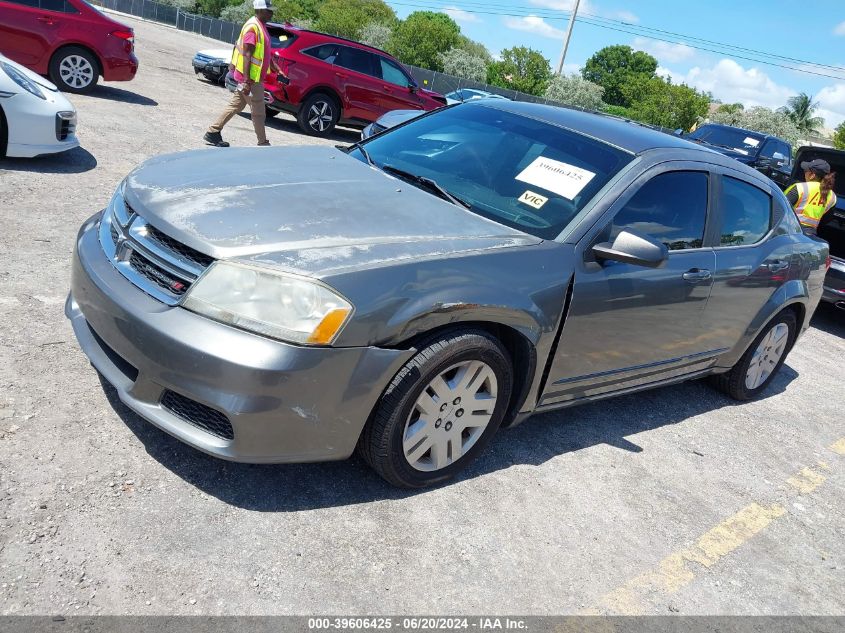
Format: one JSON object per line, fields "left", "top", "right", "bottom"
{"left": 744, "top": 323, "right": 789, "bottom": 390}
{"left": 307, "top": 100, "right": 333, "bottom": 132}
{"left": 402, "top": 360, "right": 498, "bottom": 472}
{"left": 59, "top": 55, "right": 95, "bottom": 90}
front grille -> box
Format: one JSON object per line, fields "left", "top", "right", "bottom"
{"left": 128, "top": 252, "right": 189, "bottom": 296}
{"left": 145, "top": 225, "right": 214, "bottom": 268}
{"left": 109, "top": 223, "right": 119, "bottom": 244}
{"left": 161, "top": 390, "right": 234, "bottom": 440}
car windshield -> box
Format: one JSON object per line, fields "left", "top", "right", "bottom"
{"left": 352, "top": 104, "right": 634, "bottom": 239}
{"left": 687, "top": 125, "right": 765, "bottom": 156}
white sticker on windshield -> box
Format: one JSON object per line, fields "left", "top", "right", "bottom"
{"left": 515, "top": 157, "right": 595, "bottom": 200}
{"left": 743, "top": 137, "right": 760, "bottom": 147}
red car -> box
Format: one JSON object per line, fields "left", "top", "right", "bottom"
{"left": 264, "top": 25, "right": 445, "bottom": 136}
{"left": 0, "top": 0, "right": 137, "bottom": 94}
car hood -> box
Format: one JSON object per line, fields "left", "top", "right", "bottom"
{"left": 123, "top": 146, "right": 540, "bottom": 276}
{"left": 0, "top": 53, "right": 58, "bottom": 91}
{"left": 197, "top": 48, "right": 233, "bottom": 60}
{"left": 375, "top": 109, "right": 423, "bottom": 128}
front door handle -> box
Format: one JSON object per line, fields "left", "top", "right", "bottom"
{"left": 36, "top": 15, "right": 56, "bottom": 24}
{"left": 335, "top": 71, "right": 347, "bottom": 79}
{"left": 767, "top": 260, "right": 790, "bottom": 273}
{"left": 683, "top": 268, "right": 712, "bottom": 282}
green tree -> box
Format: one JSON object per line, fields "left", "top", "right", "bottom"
{"left": 387, "top": 11, "right": 461, "bottom": 71}
{"left": 454, "top": 36, "right": 492, "bottom": 63}
{"left": 314, "top": 0, "right": 396, "bottom": 40}
{"left": 622, "top": 76, "right": 711, "bottom": 131}
{"left": 195, "top": 0, "right": 228, "bottom": 17}
{"left": 359, "top": 21, "right": 393, "bottom": 50}
{"left": 487, "top": 46, "right": 551, "bottom": 96}
{"left": 834, "top": 121, "right": 845, "bottom": 150}
{"left": 779, "top": 92, "right": 825, "bottom": 135}
{"left": 438, "top": 48, "right": 488, "bottom": 82}
{"left": 582, "top": 45, "right": 657, "bottom": 107}
{"left": 221, "top": 0, "right": 303, "bottom": 24}
{"left": 544, "top": 73, "right": 605, "bottom": 110}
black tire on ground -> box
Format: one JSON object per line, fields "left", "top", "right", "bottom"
{"left": 49, "top": 46, "right": 99, "bottom": 94}
{"left": 359, "top": 329, "right": 513, "bottom": 488}
{"left": 709, "top": 309, "right": 797, "bottom": 401}
{"left": 296, "top": 93, "right": 339, "bottom": 136}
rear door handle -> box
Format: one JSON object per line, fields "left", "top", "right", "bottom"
{"left": 36, "top": 15, "right": 56, "bottom": 23}
{"left": 382, "top": 85, "right": 392, "bottom": 92}
{"left": 683, "top": 268, "right": 712, "bottom": 282}
{"left": 767, "top": 260, "right": 790, "bottom": 273}
{"left": 335, "top": 71, "right": 347, "bottom": 78}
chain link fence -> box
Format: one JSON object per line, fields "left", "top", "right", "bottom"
{"left": 89, "top": 0, "right": 574, "bottom": 108}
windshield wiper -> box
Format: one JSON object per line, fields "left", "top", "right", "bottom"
{"left": 341, "top": 142, "right": 374, "bottom": 166}
{"left": 381, "top": 164, "right": 471, "bottom": 210}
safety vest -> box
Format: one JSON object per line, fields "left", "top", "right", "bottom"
{"left": 231, "top": 16, "right": 266, "bottom": 83}
{"left": 785, "top": 180, "right": 837, "bottom": 230}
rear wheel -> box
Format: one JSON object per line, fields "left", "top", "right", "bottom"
{"left": 710, "top": 310, "right": 797, "bottom": 400}
{"left": 49, "top": 46, "right": 99, "bottom": 94}
{"left": 296, "top": 93, "right": 339, "bottom": 136}
{"left": 359, "top": 329, "right": 513, "bottom": 488}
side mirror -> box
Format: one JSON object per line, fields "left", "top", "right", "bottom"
{"left": 592, "top": 229, "right": 669, "bottom": 268}
{"left": 755, "top": 156, "right": 772, "bottom": 169}
{"left": 408, "top": 84, "right": 418, "bottom": 93}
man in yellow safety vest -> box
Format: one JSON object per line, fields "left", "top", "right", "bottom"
{"left": 204, "top": 0, "right": 276, "bottom": 147}
{"left": 784, "top": 158, "right": 838, "bottom": 234}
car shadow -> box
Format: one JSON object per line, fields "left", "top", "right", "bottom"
{"left": 0, "top": 146, "right": 97, "bottom": 173}
{"left": 86, "top": 85, "right": 158, "bottom": 106}
{"left": 242, "top": 111, "right": 361, "bottom": 143}
{"left": 810, "top": 302, "right": 844, "bottom": 337}
{"left": 98, "top": 363, "right": 798, "bottom": 511}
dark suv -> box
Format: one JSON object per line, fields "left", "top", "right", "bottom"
{"left": 261, "top": 25, "right": 445, "bottom": 136}
{"left": 686, "top": 123, "right": 793, "bottom": 188}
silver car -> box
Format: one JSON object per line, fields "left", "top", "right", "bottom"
{"left": 66, "top": 101, "right": 829, "bottom": 487}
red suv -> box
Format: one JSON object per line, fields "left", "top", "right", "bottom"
{"left": 0, "top": 0, "right": 137, "bottom": 94}
{"left": 264, "top": 25, "right": 445, "bottom": 136}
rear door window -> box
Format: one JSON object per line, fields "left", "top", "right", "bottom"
{"left": 611, "top": 171, "right": 709, "bottom": 250}
{"left": 302, "top": 44, "right": 338, "bottom": 63}
{"left": 335, "top": 45, "right": 376, "bottom": 77}
{"left": 718, "top": 177, "right": 772, "bottom": 246}
{"left": 40, "top": 0, "right": 79, "bottom": 11}
{"left": 3, "top": 0, "right": 39, "bottom": 7}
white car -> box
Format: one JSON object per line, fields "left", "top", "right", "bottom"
{"left": 0, "top": 53, "right": 79, "bottom": 158}
{"left": 444, "top": 88, "right": 510, "bottom": 105}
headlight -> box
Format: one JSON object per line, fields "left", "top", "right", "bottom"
{"left": 0, "top": 61, "right": 45, "bottom": 100}
{"left": 182, "top": 261, "right": 354, "bottom": 345}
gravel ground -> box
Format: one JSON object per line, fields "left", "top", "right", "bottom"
{"left": 0, "top": 15, "right": 844, "bottom": 617}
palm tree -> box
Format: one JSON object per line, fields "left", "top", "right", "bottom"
{"left": 780, "top": 93, "right": 825, "bottom": 135}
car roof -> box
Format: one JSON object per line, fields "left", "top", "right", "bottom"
{"left": 278, "top": 23, "right": 393, "bottom": 58}
{"left": 473, "top": 100, "right": 713, "bottom": 155}
{"left": 696, "top": 122, "right": 781, "bottom": 141}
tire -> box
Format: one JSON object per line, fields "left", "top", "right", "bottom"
{"left": 710, "top": 310, "right": 797, "bottom": 401}
{"left": 359, "top": 329, "right": 513, "bottom": 488}
{"left": 49, "top": 46, "right": 99, "bottom": 94}
{"left": 296, "top": 93, "right": 339, "bottom": 136}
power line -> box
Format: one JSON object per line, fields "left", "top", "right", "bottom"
{"left": 386, "top": 0, "right": 845, "bottom": 81}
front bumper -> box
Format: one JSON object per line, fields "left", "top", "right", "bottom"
{"left": 66, "top": 214, "right": 412, "bottom": 463}
{"left": 2, "top": 92, "right": 79, "bottom": 158}
{"left": 822, "top": 257, "right": 845, "bottom": 305}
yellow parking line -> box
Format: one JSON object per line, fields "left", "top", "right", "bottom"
{"left": 588, "top": 443, "right": 845, "bottom": 615}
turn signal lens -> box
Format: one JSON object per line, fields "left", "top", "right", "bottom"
{"left": 307, "top": 308, "right": 352, "bottom": 345}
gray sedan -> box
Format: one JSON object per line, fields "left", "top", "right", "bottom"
{"left": 66, "top": 101, "right": 829, "bottom": 487}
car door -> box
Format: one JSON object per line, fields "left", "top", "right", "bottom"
{"left": 540, "top": 166, "right": 718, "bottom": 407}
{"left": 0, "top": 0, "right": 64, "bottom": 68}
{"left": 333, "top": 45, "right": 381, "bottom": 121}
{"left": 702, "top": 168, "right": 798, "bottom": 351}
{"left": 373, "top": 55, "right": 425, "bottom": 113}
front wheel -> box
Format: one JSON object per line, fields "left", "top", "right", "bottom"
{"left": 359, "top": 330, "right": 513, "bottom": 488}
{"left": 710, "top": 310, "right": 797, "bottom": 400}
{"left": 49, "top": 46, "right": 99, "bottom": 94}
{"left": 296, "top": 93, "right": 339, "bottom": 136}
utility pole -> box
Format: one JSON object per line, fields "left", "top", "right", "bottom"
{"left": 556, "top": 0, "right": 581, "bottom": 75}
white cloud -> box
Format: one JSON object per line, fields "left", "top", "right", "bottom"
{"left": 613, "top": 10, "right": 639, "bottom": 23}
{"left": 663, "top": 59, "right": 796, "bottom": 110}
{"left": 816, "top": 83, "right": 845, "bottom": 128}
{"left": 834, "top": 21, "right": 845, "bottom": 36}
{"left": 527, "top": 0, "right": 638, "bottom": 23}
{"left": 442, "top": 6, "right": 480, "bottom": 23}
{"left": 503, "top": 15, "right": 566, "bottom": 40}
{"left": 632, "top": 37, "right": 695, "bottom": 64}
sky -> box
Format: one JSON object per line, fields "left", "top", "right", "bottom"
{"left": 387, "top": 0, "right": 845, "bottom": 130}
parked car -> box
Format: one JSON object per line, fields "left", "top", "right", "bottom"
{"left": 788, "top": 146, "right": 845, "bottom": 310}
{"left": 252, "top": 25, "right": 445, "bottom": 136}
{"left": 66, "top": 101, "right": 828, "bottom": 488}
{"left": 444, "top": 88, "right": 509, "bottom": 105}
{"left": 0, "top": 0, "right": 137, "bottom": 93}
{"left": 192, "top": 23, "right": 291, "bottom": 85}
{"left": 0, "top": 52, "right": 78, "bottom": 157}
{"left": 686, "top": 123, "right": 793, "bottom": 188}
{"left": 361, "top": 108, "right": 422, "bottom": 139}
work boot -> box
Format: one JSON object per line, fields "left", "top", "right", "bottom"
{"left": 203, "top": 131, "right": 230, "bottom": 147}
{"left": 257, "top": 140, "right": 271, "bottom": 146}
